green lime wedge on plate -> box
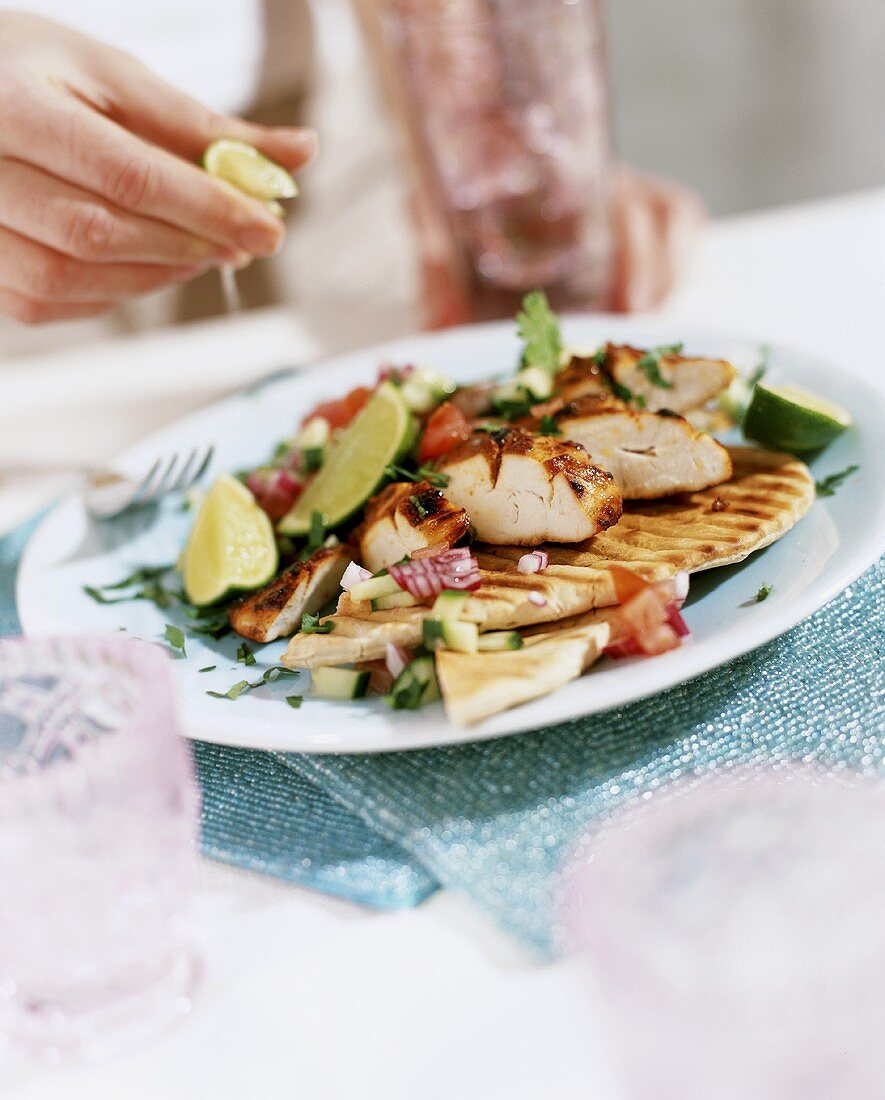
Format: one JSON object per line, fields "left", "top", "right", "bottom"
{"left": 183, "top": 474, "right": 278, "bottom": 605}
{"left": 743, "top": 383, "right": 852, "bottom": 453}
{"left": 279, "top": 382, "right": 414, "bottom": 536}
{"left": 203, "top": 139, "right": 297, "bottom": 202}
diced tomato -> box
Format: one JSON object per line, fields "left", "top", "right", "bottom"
{"left": 302, "top": 386, "right": 371, "bottom": 431}
{"left": 608, "top": 564, "right": 651, "bottom": 604}
{"left": 417, "top": 401, "right": 472, "bottom": 462}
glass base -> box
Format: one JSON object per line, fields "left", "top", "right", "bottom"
{"left": 1, "top": 947, "right": 199, "bottom": 1066}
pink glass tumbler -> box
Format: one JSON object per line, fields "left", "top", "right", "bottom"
{"left": 383, "top": 0, "right": 614, "bottom": 323}
{"left": 0, "top": 636, "right": 200, "bottom": 1063}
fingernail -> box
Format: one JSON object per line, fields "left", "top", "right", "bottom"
{"left": 237, "top": 225, "right": 283, "bottom": 255}
{"left": 216, "top": 248, "right": 253, "bottom": 269}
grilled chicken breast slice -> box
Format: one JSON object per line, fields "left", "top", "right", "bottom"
{"left": 355, "top": 480, "right": 470, "bottom": 573}
{"left": 554, "top": 345, "right": 735, "bottom": 413}
{"left": 228, "top": 545, "right": 351, "bottom": 643}
{"left": 553, "top": 399, "right": 733, "bottom": 499}
{"left": 435, "top": 427, "right": 622, "bottom": 545}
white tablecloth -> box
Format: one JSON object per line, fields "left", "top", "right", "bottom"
{"left": 3, "top": 189, "right": 884, "bottom": 1100}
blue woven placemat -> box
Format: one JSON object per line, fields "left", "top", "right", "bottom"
{"left": 5, "top": 513, "right": 883, "bottom": 950}
{"left": 1, "top": 515, "right": 437, "bottom": 911}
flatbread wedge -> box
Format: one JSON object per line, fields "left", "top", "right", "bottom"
{"left": 435, "top": 621, "right": 611, "bottom": 726}
{"left": 283, "top": 447, "right": 813, "bottom": 674}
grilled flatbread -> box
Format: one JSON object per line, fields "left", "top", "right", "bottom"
{"left": 436, "top": 621, "right": 610, "bottom": 726}
{"left": 282, "top": 448, "right": 814, "bottom": 675}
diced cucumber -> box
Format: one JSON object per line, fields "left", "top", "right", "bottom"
{"left": 310, "top": 666, "right": 370, "bottom": 700}
{"left": 515, "top": 366, "right": 553, "bottom": 399}
{"left": 348, "top": 574, "right": 402, "bottom": 603}
{"left": 477, "top": 630, "right": 523, "bottom": 651}
{"left": 432, "top": 590, "right": 470, "bottom": 623}
{"left": 371, "top": 591, "right": 420, "bottom": 611}
{"left": 297, "top": 416, "right": 330, "bottom": 450}
{"left": 399, "top": 368, "right": 457, "bottom": 414}
{"left": 423, "top": 617, "right": 478, "bottom": 654}
{"left": 385, "top": 655, "right": 440, "bottom": 710}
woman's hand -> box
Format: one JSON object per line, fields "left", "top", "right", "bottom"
{"left": 0, "top": 12, "right": 316, "bottom": 324}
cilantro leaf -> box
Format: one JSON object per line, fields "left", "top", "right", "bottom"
{"left": 815, "top": 465, "right": 859, "bottom": 498}
{"left": 384, "top": 462, "right": 449, "bottom": 489}
{"left": 236, "top": 643, "right": 256, "bottom": 666}
{"left": 515, "top": 290, "right": 562, "bottom": 373}
{"left": 755, "top": 584, "right": 772, "bottom": 603}
{"left": 637, "top": 349, "right": 675, "bottom": 389}
{"left": 299, "top": 510, "right": 329, "bottom": 560}
{"left": 538, "top": 414, "right": 562, "bottom": 437}
{"left": 198, "top": 665, "right": 217, "bottom": 673}
{"left": 164, "top": 623, "right": 187, "bottom": 656}
{"left": 286, "top": 695, "right": 303, "bottom": 709}
{"left": 409, "top": 493, "right": 429, "bottom": 519}
{"left": 301, "top": 611, "right": 334, "bottom": 635}
{"left": 207, "top": 680, "right": 251, "bottom": 701}
{"left": 490, "top": 389, "right": 534, "bottom": 420}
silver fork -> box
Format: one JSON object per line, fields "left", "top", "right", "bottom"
{"left": 84, "top": 444, "right": 215, "bottom": 519}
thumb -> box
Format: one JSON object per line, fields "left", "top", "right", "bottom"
{"left": 94, "top": 48, "right": 317, "bottom": 171}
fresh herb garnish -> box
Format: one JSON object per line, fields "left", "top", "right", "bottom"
{"left": 755, "top": 583, "right": 772, "bottom": 602}
{"left": 298, "top": 510, "right": 328, "bottom": 561}
{"left": 747, "top": 345, "right": 770, "bottom": 389}
{"left": 301, "top": 611, "right": 334, "bottom": 635}
{"left": 592, "top": 347, "right": 608, "bottom": 368}
{"left": 608, "top": 378, "right": 637, "bottom": 404}
{"left": 515, "top": 290, "right": 562, "bottom": 373}
{"left": 99, "top": 564, "right": 174, "bottom": 590}
{"left": 490, "top": 390, "right": 534, "bottom": 420}
{"left": 384, "top": 462, "right": 450, "bottom": 489}
{"left": 198, "top": 665, "right": 217, "bottom": 673}
{"left": 538, "top": 414, "right": 562, "bottom": 437}
{"left": 236, "top": 643, "right": 256, "bottom": 666}
{"left": 164, "top": 623, "right": 187, "bottom": 656}
{"left": 815, "top": 465, "right": 859, "bottom": 498}
{"left": 286, "top": 695, "right": 303, "bottom": 709}
{"left": 206, "top": 665, "right": 299, "bottom": 701}
{"left": 636, "top": 344, "right": 682, "bottom": 390}
{"left": 409, "top": 494, "right": 430, "bottom": 519}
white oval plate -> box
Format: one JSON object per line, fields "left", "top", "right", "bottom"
{"left": 17, "top": 318, "right": 884, "bottom": 754}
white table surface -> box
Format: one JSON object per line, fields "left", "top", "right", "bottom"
{"left": 3, "top": 189, "right": 884, "bottom": 1100}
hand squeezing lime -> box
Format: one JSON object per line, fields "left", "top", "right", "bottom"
{"left": 203, "top": 139, "right": 297, "bottom": 214}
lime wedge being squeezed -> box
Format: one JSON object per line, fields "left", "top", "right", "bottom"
{"left": 183, "top": 474, "right": 278, "bottom": 606}
{"left": 203, "top": 139, "right": 297, "bottom": 213}
{"left": 743, "top": 383, "right": 852, "bottom": 454}
{"left": 279, "top": 383, "right": 415, "bottom": 536}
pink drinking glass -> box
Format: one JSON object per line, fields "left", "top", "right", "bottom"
{"left": 382, "top": 0, "right": 614, "bottom": 324}
{"left": 0, "top": 636, "right": 200, "bottom": 1063}
{"left": 559, "top": 767, "right": 885, "bottom": 1099}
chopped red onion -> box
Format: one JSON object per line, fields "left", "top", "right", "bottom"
{"left": 385, "top": 643, "right": 410, "bottom": 680}
{"left": 341, "top": 561, "right": 372, "bottom": 591}
{"left": 518, "top": 550, "right": 549, "bottom": 574}
{"left": 390, "top": 546, "right": 481, "bottom": 599}
{"left": 246, "top": 468, "right": 302, "bottom": 522}
{"left": 604, "top": 637, "right": 643, "bottom": 659}
{"left": 665, "top": 603, "right": 690, "bottom": 637}
{"left": 528, "top": 590, "right": 547, "bottom": 607}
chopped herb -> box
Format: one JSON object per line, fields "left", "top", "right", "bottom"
{"left": 592, "top": 347, "right": 608, "bottom": 368}
{"left": 299, "top": 510, "right": 328, "bottom": 560}
{"left": 271, "top": 439, "right": 293, "bottom": 464}
{"left": 384, "top": 462, "right": 450, "bottom": 489}
{"left": 236, "top": 643, "right": 256, "bottom": 666}
{"left": 815, "top": 465, "right": 859, "bottom": 498}
{"left": 755, "top": 584, "right": 772, "bottom": 603}
{"left": 637, "top": 349, "right": 675, "bottom": 390}
{"left": 409, "top": 493, "right": 429, "bottom": 519}
{"left": 164, "top": 624, "right": 187, "bottom": 656}
{"left": 301, "top": 611, "right": 334, "bottom": 635}
{"left": 538, "top": 414, "right": 562, "bottom": 437}
{"left": 490, "top": 390, "right": 534, "bottom": 420}
{"left": 608, "top": 378, "right": 636, "bottom": 404}
{"left": 198, "top": 665, "right": 217, "bottom": 673}
{"left": 207, "top": 680, "right": 251, "bottom": 701}
{"left": 515, "top": 290, "right": 562, "bottom": 373}
{"left": 302, "top": 447, "right": 324, "bottom": 473}
{"left": 748, "top": 345, "right": 770, "bottom": 389}
{"left": 100, "top": 564, "right": 174, "bottom": 590}
{"left": 286, "top": 695, "right": 303, "bottom": 709}
{"left": 473, "top": 421, "right": 506, "bottom": 434}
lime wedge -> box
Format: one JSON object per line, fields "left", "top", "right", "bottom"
{"left": 743, "top": 383, "right": 852, "bottom": 453}
{"left": 279, "top": 383, "right": 413, "bottom": 536}
{"left": 203, "top": 139, "right": 297, "bottom": 202}
{"left": 183, "top": 474, "right": 278, "bottom": 605}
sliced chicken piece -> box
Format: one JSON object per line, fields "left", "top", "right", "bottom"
{"left": 552, "top": 398, "right": 733, "bottom": 499}
{"left": 355, "top": 480, "right": 470, "bottom": 573}
{"left": 553, "top": 345, "right": 735, "bottom": 413}
{"left": 228, "top": 545, "right": 351, "bottom": 643}
{"left": 435, "top": 428, "right": 622, "bottom": 545}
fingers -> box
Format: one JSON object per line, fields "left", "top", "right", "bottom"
{"left": 0, "top": 159, "right": 248, "bottom": 267}
{"left": 0, "top": 287, "right": 111, "bottom": 325}
{"left": 0, "top": 224, "right": 206, "bottom": 305}
{"left": 2, "top": 85, "right": 286, "bottom": 256}
{"left": 93, "top": 48, "right": 318, "bottom": 170}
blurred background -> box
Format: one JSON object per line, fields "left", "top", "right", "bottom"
{"left": 2, "top": 0, "right": 883, "bottom": 359}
